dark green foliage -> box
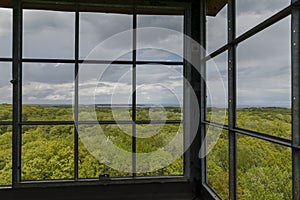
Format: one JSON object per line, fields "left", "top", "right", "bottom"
{"left": 0, "top": 105, "right": 293, "bottom": 200}
{"left": 207, "top": 107, "right": 292, "bottom": 200}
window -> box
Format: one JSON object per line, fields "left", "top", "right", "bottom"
{"left": 0, "top": 7, "right": 12, "bottom": 187}
{"left": 0, "top": 2, "right": 186, "bottom": 186}
{"left": 204, "top": 0, "right": 296, "bottom": 199}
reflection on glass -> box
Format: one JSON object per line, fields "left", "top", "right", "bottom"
{"left": 206, "top": 52, "right": 228, "bottom": 125}
{"left": 0, "top": 63, "right": 12, "bottom": 121}
{"left": 0, "top": 8, "right": 12, "bottom": 58}
{"left": 136, "top": 124, "right": 183, "bottom": 176}
{"left": 21, "top": 125, "right": 74, "bottom": 181}
{"left": 236, "top": 0, "right": 290, "bottom": 36}
{"left": 79, "top": 64, "right": 132, "bottom": 121}
{"left": 23, "top": 9, "right": 75, "bottom": 59}
{"left": 80, "top": 13, "right": 132, "bottom": 60}
{"left": 237, "top": 17, "right": 291, "bottom": 139}
{"left": 206, "top": 4, "right": 227, "bottom": 54}
{"left": 206, "top": 126, "right": 228, "bottom": 200}
{"left": 137, "top": 15, "right": 184, "bottom": 62}
{"left": 136, "top": 65, "right": 183, "bottom": 121}
{"left": 0, "top": 126, "right": 12, "bottom": 186}
{"left": 237, "top": 135, "right": 292, "bottom": 199}
{"left": 78, "top": 124, "right": 132, "bottom": 178}
{"left": 22, "top": 63, "right": 74, "bottom": 121}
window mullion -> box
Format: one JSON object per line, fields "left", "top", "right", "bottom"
{"left": 74, "top": 8, "right": 79, "bottom": 181}
{"left": 228, "top": 0, "right": 237, "bottom": 199}
{"left": 132, "top": 12, "right": 137, "bottom": 177}
{"left": 12, "top": 0, "right": 23, "bottom": 187}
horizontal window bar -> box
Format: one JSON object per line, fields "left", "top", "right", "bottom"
{"left": 21, "top": 59, "right": 184, "bottom": 65}
{"left": 21, "top": 120, "right": 182, "bottom": 125}
{"left": 21, "top": 1, "right": 186, "bottom": 15}
{"left": 16, "top": 176, "right": 187, "bottom": 188}
{"left": 0, "top": 58, "right": 13, "bottom": 62}
{"left": 202, "top": 121, "right": 293, "bottom": 148}
{"left": 0, "top": 122, "right": 13, "bottom": 125}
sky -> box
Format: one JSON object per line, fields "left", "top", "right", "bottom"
{"left": 0, "top": 1, "right": 292, "bottom": 107}
{"left": 206, "top": 0, "right": 291, "bottom": 108}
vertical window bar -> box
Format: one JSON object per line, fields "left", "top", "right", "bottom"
{"left": 183, "top": 8, "right": 191, "bottom": 179}
{"left": 12, "top": 0, "right": 23, "bottom": 187}
{"left": 132, "top": 12, "right": 137, "bottom": 177}
{"left": 74, "top": 8, "right": 79, "bottom": 181}
{"left": 291, "top": 2, "right": 300, "bottom": 200}
{"left": 200, "top": 0, "right": 207, "bottom": 185}
{"left": 228, "top": 0, "right": 237, "bottom": 199}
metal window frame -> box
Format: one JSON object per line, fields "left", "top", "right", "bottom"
{"left": 0, "top": 0, "right": 195, "bottom": 189}
{"left": 203, "top": 0, "right": 300, "bottom": 200}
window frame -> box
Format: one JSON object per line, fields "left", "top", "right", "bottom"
{"left": 202, "top": 0, "right": 300, "bottom": 200}
{"left": 4, "top": 0, "right": 194, "bottom": 188}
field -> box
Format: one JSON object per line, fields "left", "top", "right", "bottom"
{"left": 0, "top": 105, "right": 293, "bottom": 200}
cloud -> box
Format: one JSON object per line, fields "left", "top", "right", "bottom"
{"left": 0, "top": 4, "right": 292, "bottom": 107}
{"left": 0, "top": 8, "right": 12, "bottom": 57}
{"left": 22, "top": 81, "right": 74, "bottom": 104}
{"left": 23, "top": 9, "right": 75, "bottom": 59}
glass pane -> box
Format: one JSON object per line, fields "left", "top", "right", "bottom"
{"left": 137, "top": 15, "right": 184, "bottom": 62}
{"left": 237, "top": 17, "right": 291, "bottom": 139}
{"left": 206, "top": 126, "right": 229, "bottom": 200}
{"left": 206, "top": 4, "right": 227, "bottom": 54}
{"left": 206, "top": 52, "right": 228, "bottom": 125}
{"left": 22, "top": 125, "right": 74, "bottom": 181}
{"left": 0, "top": 8, "right": 12, "bottom": 58}
{"left": 0, "top": 62, "right": 12, "bottom": 121}
{"left": 136, "top": 65, "right": 183, "bottom": 121}
{"left": 78, "top": 64, "right": 132, "bottom": 121}
{"left": 237, "top": 135, "right": 292, "bottom": 199}
{"left": 236, "top": 0, "right": 290, "bottom": 36}
{"left": 23, "top": 9, "right": 75, "bottom": 59}
{"left": 80, "top": 13, "right": 132, "bottom": 60}
{"left": 22, "top": 63, "right": 74, "bottom": 121}
{"left": 0, "top": 125, "right": 12, "bottom": 186}
{"left": 78, "top": 124, "right": 132, "bottom": 178}
{"left": 136, "top": 124, "right": 183, "bottom": 175}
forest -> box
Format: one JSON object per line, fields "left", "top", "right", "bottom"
{"left": 0, "top": 104, "right": 293, "bottom": 200}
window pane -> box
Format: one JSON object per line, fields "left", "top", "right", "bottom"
{"left": 0, "top": 62, "right": 12, "bottom": 121}
{"left": 0, "top": 8, "right": 12, "bottom": 58}
{"left": 236, "top": 0, "right": 290, "bottom": 36}
{"left": 137, "top": 15, "right": 184, "bottom": 62}
{"left": 78, "top": 124, "right": 132, "bottom": 178}
{"left": 237, "top": 17, "right": 291, "bottom": 139}
{"left": 0, "top": 125, "right": 12, "bottom": 186}
{"left": 136, "top": 65, "right": 183, "bottom": 121}
{"left": 206, "top": 126, "right": 229, "bottom": 200}
{"left": 78, "top": 64, "right": 132, "bottom": 121}
{"left": 22, "top": 63, "right": 74, "bottom": 121}
{"left": 206, "top": 4, "right": 227, "bottom": 54}
{"left": 136, "top": 124, "right": 183, "bottom": 175}
{"left": 22, "top": 125, "right": 74, "bottom": 181}
{"left": 237, "top": 135, "right": 292, "bottom": 199}
{"left": 206, "top": 52, "right": 228, "bottom": 125}
{"left": 23, "top": 10, "right": 75, "bottom": 59}
{"left": 80, "top": 13, "right": 132, "bottom": 60}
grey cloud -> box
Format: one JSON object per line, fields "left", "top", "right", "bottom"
{"left": 80, "top": 13, "right": 132, "bottom": 59}
{"left": 23, "top": 10, "right": 75, "bottom": 59}
{"left": 0, "top": 8, "right": 12, "bottom": 57}
{"left": 236, "top": 0, "right": 290, "bottom": 15}
{"left": 206, "top": 5, "right": 227, "bottom": 54}
{"left": 23, "top": 63, "right": 74, "bottom": 84}
{"left": 23, "top": 10, "right": 75, "bottom": 32}
{"left": 138, "top": 15, "right": 183, "bottom": 32}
